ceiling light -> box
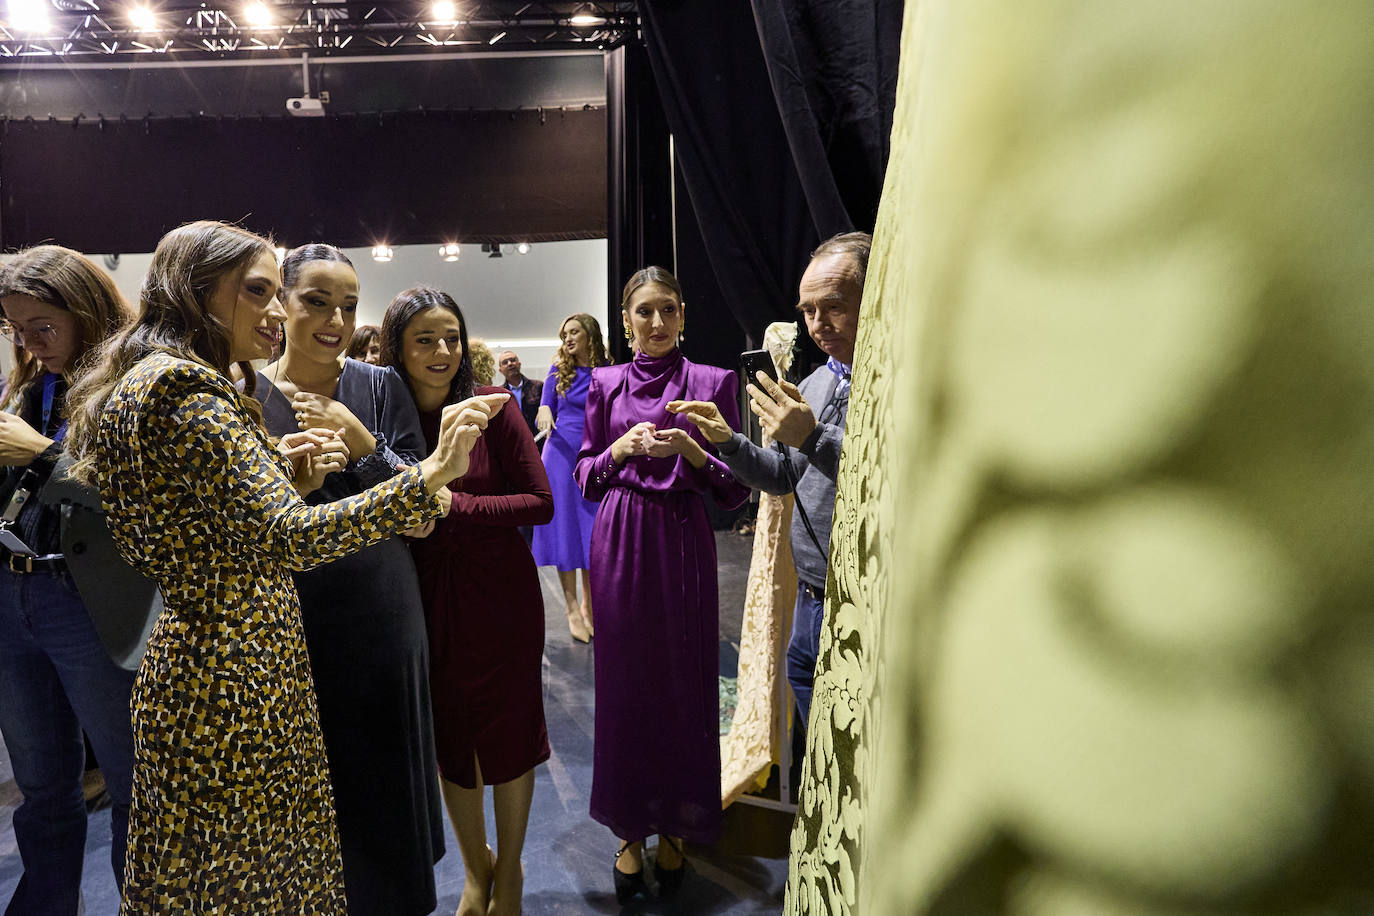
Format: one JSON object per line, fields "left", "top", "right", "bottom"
{"left": 569, "top": 14, "right": 606, "bottom": 26}
{"left": 6, "top": 0, "right": 51, "bottom": 32}
{"left": 243, "top": 2, "right": 271, "bottom": 26}
{"left": 128, "top": 5, "right": 157, "bottom": 29}
{"left": 438, "top": 242, "right": 460, "bottom": 262}
{"left": 431, "top": 0, "right": 455, "bottom": 21}
{"left": 370, "top": 245, "right": 394, "bottom": 263}
{"left": 516, "top": 242, "right": 529, "bottom": 255}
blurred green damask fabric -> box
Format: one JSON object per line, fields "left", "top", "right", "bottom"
{"left": 787, "top": 2, "right": 1374, "bottom": 913}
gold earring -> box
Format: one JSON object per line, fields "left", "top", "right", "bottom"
{"left": 624, "top": 326, "right": 634, "bottom": 343}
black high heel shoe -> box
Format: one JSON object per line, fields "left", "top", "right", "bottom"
{"left": 653, "top": 837, "right": 686, "bottom": 899}
{"left": 614, "top": 840, "right": 647, "bottom": 905}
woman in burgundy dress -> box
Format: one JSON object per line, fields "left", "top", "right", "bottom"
{"left": 381, "top": 286, "right": 552, "bottom": 916}
{"left": 575, "top": 267, "right": 751, "bottom": 902}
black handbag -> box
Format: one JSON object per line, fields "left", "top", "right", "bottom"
{"left": 39, "top": 454, "right": 164, "bottom": 672}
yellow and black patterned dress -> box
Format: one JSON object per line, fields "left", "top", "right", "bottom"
{"left": 95, "top": 353, "right": 442, "bottom": 913}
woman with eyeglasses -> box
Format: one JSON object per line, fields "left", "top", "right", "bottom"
{"left": 61, "top": 221, "right": 505, "bottom": 912}
{"left": 253, "top": 245, "right": 444, "bottom": 916}
{"left": 0, "top": 245, "right": 137, "bottom": 914}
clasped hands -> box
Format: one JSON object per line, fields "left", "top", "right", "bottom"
{"left": 609, "top": 422, "right": 708, "bottom": 469}
{"left": 667, "top": 370, "right": 815, "bottom": 448}
{"left": 278, "top": 427, "right": 350, "bottom": 496}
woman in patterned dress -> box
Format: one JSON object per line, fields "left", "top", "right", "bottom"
{"left": 62, "top": 221, "right": 507, "bottom": 914}
{"left": 531, "top": 312, "right": 608, "bottom": 643}
{"left": 255, "top": 244, "right": 444, "bottom": 915}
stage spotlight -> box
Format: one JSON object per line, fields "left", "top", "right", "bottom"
{"left": 568, "top": 5, "right": 606, "bottom": 27}
{"left": 516, "top": 242, "right": 530, "bottom": 255}
{"left": 431, "top": 0, "right": 455, "bottom": 21}
{"left": 7, "top": 0, "right": 51, "bottom": 32}
{"left": 438, "top": 242, "right": 461, "bottom": 262}
{"left": 371, "top": 245, "right": 394, "bottom": 263}
{"left": 129, "top": 5, "right": 157, "bottom": 30}
{"left": 243, "top": 1, "right": 271, "bottom": 26}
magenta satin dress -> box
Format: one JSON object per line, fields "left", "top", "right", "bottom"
{"left": 575, "top": 349, "right": 750, "bottom": 843}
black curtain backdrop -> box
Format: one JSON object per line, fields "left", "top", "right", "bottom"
{"left": 639, "top": 0, "right": 901, "bottom": 367}
{"left": 605, "top": 42, "right": 675, "bottom": 365}
{"left": 640, "top": 0, "right": 816, "bottom": 352}
{"left": 0, "top": 108, "right": 606, "bottom": 253}
{"left": 752, "top": 0, "right": 902, "bottom": 233}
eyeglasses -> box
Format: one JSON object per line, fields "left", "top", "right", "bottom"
{"left": 0, "top": 321, "right": 59, "bottom": 349}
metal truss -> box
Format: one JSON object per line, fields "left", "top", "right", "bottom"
{"left": 0, "top": 0, "right": 636, "bottom": 59}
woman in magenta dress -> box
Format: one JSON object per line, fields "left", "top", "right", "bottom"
{"left": 575, "top": 267, "right": 750, "bottom": 903}
{"left": 381, "top": 286, "right": 552, "bottom": 916}
{"left": 531, "top": 312, "right": 609, "bottom": 643}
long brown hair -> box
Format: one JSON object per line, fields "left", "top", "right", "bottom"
{"left": 0, "top": 245, "right": 132, "bottom": 412}
{"left": 552, "top": 312, "right": 609, "bottom": 397}
{"left": 65, "top": 220, "right": 276, "bottom": 484}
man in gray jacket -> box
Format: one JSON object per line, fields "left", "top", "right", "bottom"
{"left": 670, "top": 231, "right": 869, "bottom": 734}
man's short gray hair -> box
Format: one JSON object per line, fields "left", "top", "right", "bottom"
{"left": 811, "top": 231, "right": 873, "bottom": 287}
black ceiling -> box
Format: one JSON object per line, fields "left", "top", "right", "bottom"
{"left": 0, "top": 0, "right": 636, "bottom": 60}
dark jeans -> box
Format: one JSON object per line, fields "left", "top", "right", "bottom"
{"left": 0, "top": 566, "right": 136, "bottom": 916}
{"left": 786, "top": 580, "right": 827, "bottom": 737}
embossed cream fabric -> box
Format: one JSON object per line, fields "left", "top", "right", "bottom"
{"left": 789, "top": 1, "right": 1374, "bottom": 913}
{"left": 720, "top": 490, "right": 798, "bottom": 806}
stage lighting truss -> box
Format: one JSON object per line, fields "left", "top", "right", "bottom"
{"left": 0, "top": 0, "right": 635, "bottom": 59}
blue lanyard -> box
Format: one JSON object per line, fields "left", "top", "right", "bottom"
{"left": 41, "top": 373, "right": 67, "bottom": 443}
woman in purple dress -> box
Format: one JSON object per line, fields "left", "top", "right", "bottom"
{"left": 531, "top": 312, "right": 608, "bottom": 643}
{"left": 575, "top": 267, "right": 750, "bottom": 903}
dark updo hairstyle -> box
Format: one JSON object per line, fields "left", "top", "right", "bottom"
{"left": 279, "top": 243, "right": 354, "bottom": 298}
{"left": 620, "top": 266, "right": 684, "bottom": 312}
{"left": 379, "top": 285, "right": 474, "bottom": 406}
{"left": 347, "top": 325, "right": 381, "bottom": 361}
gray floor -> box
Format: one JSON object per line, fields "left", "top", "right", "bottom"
{"left": 0, "top": 528, "right": 790, "bottom": 914}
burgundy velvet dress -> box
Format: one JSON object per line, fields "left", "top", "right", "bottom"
{"left": 410, "top": 387, "right": 553, "bottom": 788}
{"left": 575, "top": 349, "right": 751, "bottom": 843}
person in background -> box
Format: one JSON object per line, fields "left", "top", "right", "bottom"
{"left": 468, "top": 337, "right": 495, "bottom": 387}
{"left": 670, "top": 231, "right": 869, "bottom": 738}
{"left": 347, "top": 324, "right": 382, "bottom": 365}
{"left": 382, "top": 287, "right": 552, "bottom": 916}
{"left": 0, "top": 246, "right": 136, "bottom": 916}
{"left": 61, "top": 220, "right": 503, "bottom": 912}
{"left": 256, "top": 244, "right": 444, "bottom": 916}
{"left": 531, "top": 313, "right": 608, "bottom": 643}
{"left": 575, "top": 269, "right": 750, "bottom": 903}
{"left": 498, "top": 350, "right": 543, "bottom": 438}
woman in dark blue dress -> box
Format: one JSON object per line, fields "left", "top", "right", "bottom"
{"left": 256, "top": 244, "right": 444, "bottom": 916}
{"left": 531, "top": 313, "right": 609, "bottom": 642}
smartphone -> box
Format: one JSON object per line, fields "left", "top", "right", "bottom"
{"left": 739, "top": 349, "right": 778, "bottom": 386}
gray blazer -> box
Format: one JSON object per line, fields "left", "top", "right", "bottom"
{"left": 39, "top": 454, "right": 163, "bottom": 672}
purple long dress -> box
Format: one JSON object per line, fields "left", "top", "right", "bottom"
{"left": 531, "top": 365, "right": 598, "bottom": 571}
{"left": 575, "top": 349, "right": 750, "bottom": 843}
